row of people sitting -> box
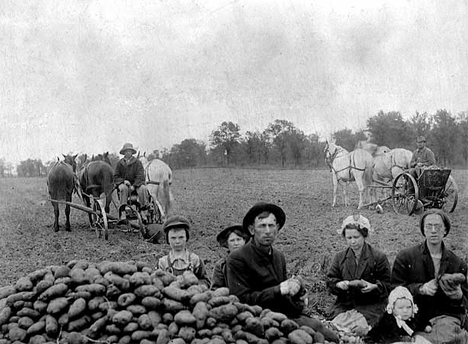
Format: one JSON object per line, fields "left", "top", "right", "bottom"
{"left": 156, "top": 204, "right": 468, "bottom": 344}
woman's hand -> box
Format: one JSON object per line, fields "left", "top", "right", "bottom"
{"left": 336, "top": 281, "right": 350, "bottom": 290}
{"left": 360, "top": 280, "right": 377, "bottom": 293}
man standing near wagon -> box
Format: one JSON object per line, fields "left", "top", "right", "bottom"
{"left": 114, "top": 142, "right": 148, "bottom": 223}
{"left": 226, "top": 202, "right": 339, "bottom": 342}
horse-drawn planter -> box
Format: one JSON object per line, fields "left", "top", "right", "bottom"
{"left": 324, "top": 142, "right": 459, "bottom": 215}
{"left": 47, "top": 153, "right": 171, "bottom": 242}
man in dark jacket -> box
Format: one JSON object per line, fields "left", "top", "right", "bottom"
{"left": 392, "top": 209, "right": 468, "bottom": 343}
{"left": 114, "top": 142, "right": 148, "bottom": 222}
{"left": 409, "top": 136, "right": 436, "bottom": 179}
{"left": 226, "top": 202, "right": 339, "bottom": 342}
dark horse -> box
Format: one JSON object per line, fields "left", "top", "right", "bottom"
{"left": 47, "top": 154, "right": 78, "bottom": 232}
{"left": 79, "top": 152, "right": 114, "bottom": 238}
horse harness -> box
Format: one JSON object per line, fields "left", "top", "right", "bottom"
{"left": 325, "top": 146, "right": 366, "bottom": 177}
{"left": 144, "top": 159, "right": 172, "bottom": 186}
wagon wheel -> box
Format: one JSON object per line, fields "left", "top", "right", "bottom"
{"left": 442, "top": 175, "right": 458, "bottom": 213}
{"left": 392, "top": 173, "right": 419, "bottom": 216}
{"left": 134, "top": 211, "right": 147, "bottom": 240}
{"left": 92, "top": 199, "right": 109, "bottom": 240}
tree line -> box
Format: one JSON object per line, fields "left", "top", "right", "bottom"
{"left": 3, "top": 109, "right": 468, "bottom": 176}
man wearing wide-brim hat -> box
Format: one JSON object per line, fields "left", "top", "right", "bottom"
{"left": 114, "top": 142, "right": 148, "bottom": 223}
{"left": 226, "top": 202, "right": 339, "bottom": 342}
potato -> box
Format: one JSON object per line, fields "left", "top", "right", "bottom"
{"left": 135, "top": 285, "right": 161, "bottom": 298}
{"left": 15, "top": 276, "right": 34, "bottom": 291}
{"left": 127, "top": 304, "right": 146, "bottom": 316}
{"left": 112, "top": 310, "right": 133, "bottom": 326}
{"left": 148, "top": 311, "right": 162, "bottom": 327}
{"left": 54, "top": 266, "right": 71, "bottom": 279}
{"left": 18, "top": 316, "right": 34, "bottom": 329}
{"left": 30, "top": 334, "right": 47, "bottom": 344}
{"left": 9, "top": 327, "right": 27, "bottom": 342}
{"left": 265, "top": 327, "right": 283, "bottom": 341}
{"left": 179, "top": 326, "right": 196, "bottom": 342}
{"left": 190, "top": 290, "right": 212, "bottom": 306}
{"left": 35, "top": 279, "right": 54, "bottom": 295}
{"left": 236, "top": 311, "right": 254, "bottom": 323}
{"left": 193, "top": 301, "right": 209, "bottom": 329}
{"left": 206, "top": 317, "right": 217, "bottom": 328}
{"left": 58, "top": 313, "right": 69, "bottom": 327}
{"left": 88, "top": 296, "right": 106, "bottom": 311}
{"left": 99, "top": 262, "right": 138, "bottom": 276}
{"left": 162, "top": 287, "right": 191, "bottom": 303}
{"left": 106, "top": 284, "right": 122, "bottom": 299}
{"left": 244, "top": 317, "right": 264, "bottom": 337}
{"left": 88, "top": 316, "right": 109, "bottom": 338}
{"left": 0, "top": 286, "right": 16, "bottom": 300}
{"left": 168, "top": 339, "right": 185, "bottom": 344}
{"left": 99, "top": 300, "right": 118, "bottom": 312}
{"left": 123, "top": 322, "right": 139, "bottom": 333}
{"left": 33, "top": 301, "right": 48, "bottom": 313}
{"left": 67, "top": 291, "right": 92, "bottom": 301}
{"left": 117, "top": 293, "right": 137, "bottom": 307}
{"left": 70, "top": 268, "right": 87, "bottom": 285}
{"left": 168, "top": 321, "right": 179, "bottom": 336}
{"left": 118, "top": 335, "right": 132, "bottom": 344}
{"left": 104, "top": 272, "right": 130, "bottom": 292}
{"left": 138, "top": 314, "right": 152, "bottom": 330}
{"left": 68, "top": 298, "right": 87, "bottom": 319}
{"left": 54, "top": 277, "right": 72, "bottom": 285}
{"left": 208, "top": 296, "right": 231, "bottom": 308}
{"left": 288, "top": 329, "right": 313, "bottom": 344}
{"left": 47, "top": 297, "right": 69, "bottom": 315}
{"left": 27, "top": 268, "right": 50, "bottom": 283}
{"left": 45, "top": 315, "right": 58, "bottom": 335}
{"left": 156, "top": 328, "right": 171, "bottom": 344}
{"left": 67, "top": 315, "right": 91, "bottom": 332}
{"left": 198, "top": 329, "right": 212, "bottom": 338}
{"left": 6, "top": 292, "right": 36, "bottom": 306}
{"left": 75, "top": 284, "right": 106, "bottom": 295}
{"left": 212, "top": 288, "right": 230, "bottom": 298}
{"left": 142, "top": 296, "right": 161, "bottom": 309}
{"left": 0, "top": 307, "right": 12, "bottom": 326}
{"left": 38, "top": 283, "right": 68, "bottom": 301}
{"left": 163, "top": 298, "right": 187, "bottom": 313}
{"left": 210, "top": 304, "right": 238, "bottom": 323}
{"left": 130, "top": 272, "right": 152, "bottom": 287}
{"left": 280, "top": 319, "right": 299, "bottom": 334}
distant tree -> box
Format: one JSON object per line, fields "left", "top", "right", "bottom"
{"left": 0, "top": 158, "right": 4, "bottom": 177}
{"left": 367, "top": 111, "right": 413, "bottom": 148}
{"left": 456, "top": 112, "right": 468, "bottom": 165}
{"left": 303, "top": 134, "right": 324, "bottom": 167}
{"left": 171, "top": 139, "right": 207, "bottom": 168}
{"left": 210, "top": 121, "right": 241, "bottom": 165}
{"left": 409, "top": 111, "right": 431, "bottom": 139}
{"left": 265, "top": 119, "right": 303, "bottom": 167}
{"left": 431, "top": 109, "right": 457, "bottom": 166}
{"left": 17, "top": 159, "right": 45, "bottom": 177}
{"left": 242, "top": 131, "right": 263, "bottom": 164}
{"left": 333, "top": 129, "right": 357, "bottom": 151}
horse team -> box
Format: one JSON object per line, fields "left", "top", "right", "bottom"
{"left": 324, "top": 141, "right": 413, "bottom": 209}
{"left": 46, "top": 152, "right": 173, "bottom": 236}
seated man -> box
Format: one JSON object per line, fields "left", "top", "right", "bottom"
{"left": 409, "top": 136, "right": 436, "bottom": 180}
{"left": 226, "top": 202, "right": 339, "bottom": 342}
{"left": 114, "top": 142, "right": 148, "bottom": 222}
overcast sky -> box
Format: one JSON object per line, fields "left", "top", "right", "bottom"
{"left": 1, "top": 0, "right": 467, "bottom": 164}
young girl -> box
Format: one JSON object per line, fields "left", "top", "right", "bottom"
{"left": 367, "top": 286, "right": 420, "bottom": 343}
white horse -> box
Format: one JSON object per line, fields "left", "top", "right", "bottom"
{"left": 371, "top": 148, "right": 413, "bottom": 204}
{"left": 324, "top": 141, "right": 374, "bottom": 209}
{"left": 139, "top": 155, "right": 174, "bottom": 222}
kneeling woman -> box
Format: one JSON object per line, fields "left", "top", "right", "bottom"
{"left": 327, "top": 214, "right": 391, "bottom": 333}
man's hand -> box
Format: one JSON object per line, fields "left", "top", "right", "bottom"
{"left": 280, "top": 281, "right": 291, "bottom": 295}
{"left": 336, "top": 281, "right": 349, "bottom": 290}
{"left": 420, "top": 279, "right": 438, "bottom": 296}
{"left": 280, "top": 278, "right": 302, "bottom": 296}
{"left": 124, "top": 180, "right": 131, "bottom": 187}
{"left": 439, "top": 275, "right": 463, "bottom": 300}
{"left": 360, "top": 280, "right": 378, "bottom": 293}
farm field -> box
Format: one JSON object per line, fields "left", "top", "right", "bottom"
{"left": 0, "top": 168, "right": 467, "bottom": 318}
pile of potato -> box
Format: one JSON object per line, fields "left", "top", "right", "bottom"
{"left": 0, "top": 260, "right": 336, "bottom": 344}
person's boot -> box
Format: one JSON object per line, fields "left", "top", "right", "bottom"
{"left": 117, "top": 210, "right": 128, "bottom": 225}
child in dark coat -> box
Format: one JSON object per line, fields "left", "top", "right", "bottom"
{"left": 367, "top": 286, "right": 430, "bottom": 343}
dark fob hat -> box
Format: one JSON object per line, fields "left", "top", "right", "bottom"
{"left": 416, "top": 136, "right": 426, "bottom": 143}
{"left": 242, "top": 202, "right": 286, "bottom": 231}
{"left": 163, "top": 215, "right": 191, "bottom": 242}
{"left": 216, "top": 224, "right": 250, "bottom": 248}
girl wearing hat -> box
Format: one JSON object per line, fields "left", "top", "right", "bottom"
{"left": 366, "top": 286, "right": 432, "bottom": 343}
{"left": 211, "top": 225, "right": 250, "bottom": 290}
{"left": 158, "top": 215, "right": 211, "bottom": 288}
{"left": 327, "top": 214, "right": 391, "bottom": 336}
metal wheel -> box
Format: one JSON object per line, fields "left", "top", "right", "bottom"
{"left": 442, "top": 175, "right": 458, "bottom": 213}
{"left": 92, "top": 199, "right": 108, "bottom": 239}
{"left": 392, "top": 173, "right": 419, "bottom": 215}
{"left": 134, "top": 211, "right": 146, "bottom": 239}
{"left": 151, "top": 197, "right": 164, "bottom": 224}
